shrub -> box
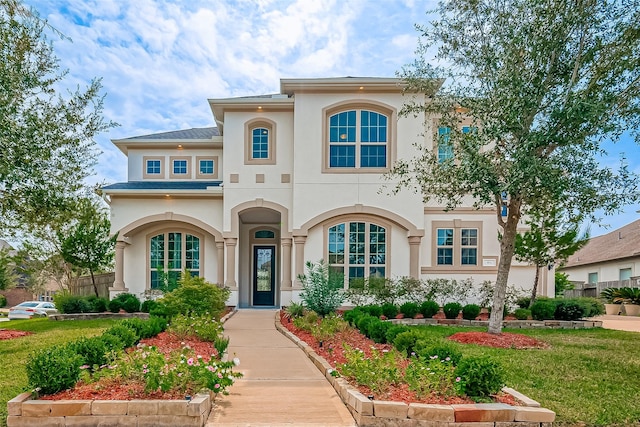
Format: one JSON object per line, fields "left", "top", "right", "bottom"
{"left": 343, "top": 308, "right": 365, "bottom": 326}
{"left": 108, "top": 293, "right": 141, "bottom": 313}
{"left": 169, "top": 314, "right": 223, "bottom": 342}
{"left": 455, "top": 355, "right": 505, "bottom": 398}
{"left": 284, "top": 302, "right": 305, "bottom": 319}
{"left": 416, "top": 341, "right": 463, "bottom": 366}
{"left": 554, "top": 299, "right": 587, "bottom": 321}
{"left": 54, "top": 293, "right": 92, "bottom": 314}
{"left": 516, "top": 297, "right": 531, "bottom": 309}
{"left": 381, "top": 303, "right": 399, "bottom": 318}
{"left": 103, "top": 324, "right": 139, "bottom": 348}
{"left": 159, "top": 272, "right": 230, "bottom": 319}
{"left": 362, "top": 305, "right": 383, "bottom": 318}
{"left": 140, "top": 299, "right": 158, "bottom": 313}
{"left": 120, "top": 317, "right": 167, "bottom": 339}
{"left": 400, "top": 301, "right": 420, "bottom": 318}
{"left": 393, "top": 330, "right": 422, "bottom": 356}
{"left": 368, "top": 319, "right": 391, "bottom": 344}
{"left": 531, "top": 299, "right": 558, "bottom": 320}
{"left": 67, "top": 336, "right": 108, "bottom": 369}
{"left": 26, "top": 345, "right": 84, "bottom": 395}
{"left": 443, "top": 302, "right": 462, "bottom": 319}
{"left": 462, "top": 304, "right": 481, "bottom": 320}
{"left": 385, "top": 324, "right": 409, "bottom": 343}
{"left": 337, "top": 345, "right": 403, "bottom": 394}
{"left": 356, "top": 315, "right": 377, "bottom": 336}
{"left": 419, "top": 300, "right": 440, "bottom": 318}
{"left": 85, "top": 295, "right": 109, "bottom": 313}
{"left": 0, "top": 294, "right": 7, "bottom": 307}
{"left": 576, "top": 297, "right": 604, "bottom": 317}
{"left": 98, "top": 333, "right": 124, "bottom": 353}
{"left": 514, "top": 308, "right": 531, "bottom": 320}
{"left": 298, "top": 260, "right": 344, "bottom": 316}
{"left": 405, "top": 356, "right": 460, "bottom": 398}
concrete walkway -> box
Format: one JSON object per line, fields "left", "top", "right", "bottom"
{"left": 592, "top": 314, "right": 640, "bottom": 333}
{"left": 207, "top": 310, "right": 356, "bottom": 427}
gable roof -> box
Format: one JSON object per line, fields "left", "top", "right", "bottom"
{"left": 563, "top": 219, "right": 640, "bottom": 268}
{"left": 122, "top": 127, "right": 219, "bottom": 141}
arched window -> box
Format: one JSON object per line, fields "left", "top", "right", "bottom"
{"left": 245, "top": 119, "right": 276, "bottom": 165}
{"left": 328, "top": 110, "right": 388, "bottom": 169}
{"left": 327, "top": 221, "right": 387, "bottom": 287}
{"left": 149, "top": 232, "right": 200, "bottom": 289}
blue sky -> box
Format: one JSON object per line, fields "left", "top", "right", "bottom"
{"left": 24, "top": 0, "right": 639, "bottom": 236}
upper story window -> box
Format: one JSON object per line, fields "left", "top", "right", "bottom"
{"left": 437, "top": 125, "right": 475, "bottom": 163}
{"left": 323, "top": 101, "right": 396, "bottom": 173}
{"left": 170, "top": 156, "right": 192, "bottom": 179}
{"left": 143, "top": 156, "right": 165, "bottom": 179}
{"left": 245, "top": 119, "right": 276, "bottom": 165}
{"left": 196, "top": 156, "right": 219, "bottom": 179}
{"left": 328, "top": 110, "right": 388, "bottom": 169}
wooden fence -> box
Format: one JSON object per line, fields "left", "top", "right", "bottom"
{"left": 68, "top": 272, "right": 114, "bottom": 298}
{"left": 563, "top": 277, "right": 640, "bottom": 298}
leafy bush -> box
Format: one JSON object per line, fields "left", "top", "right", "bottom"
{"left": 381, "top": 303, "right": 399, "bottom": 318}
{"left": 298, "top": 260, "right": 344, "bottom": 316}
{"left": 514, "top": 308, "right": 531, "bottom": 320}
{"left": 362, "top": 305, "right": 383, "bottom": 318}
{"left": 98, "top": 333, "right": 124, "bottom": 353}
{"left": 415, "top": 341, "right": 463, "bottom": 366}
{"left": 367, "top": 319, "right": 391, "bottom": 344}
{"left": 419, "top": 300, "right": 440, "bottom": 318}
{"left": 356, "top": 315, "right": 377, "bottom": 336}
{"left": 108, "top": 293, "right": 141, "bottom": 313}
{"left": 159, "top": 272, "right": 230, "bottom": 319}
{"left": 462, "top": 304, "right": 481, "bottom": 320}
{"left": 531, "top": 299, "right": 558, "bottom": 320}
{"left": 54, "top": 293, "right": 92, "bottom": 314}
{"left": 443, "top": 302, "right": 462, "bottom": 319}
{"left": 0, "top": 294, "right": 7, "bottom": 307}
{"left": 455, "top": 355, "right": 505, "bottom": 398}
{"left": 86, "top": 295, "right": 109, "bottom": 313}
{"left": 554, "top": 300, "right": 587, "bottom": 321}
{"left": 120, "top": 317, "right": 167, "bottom": 339}
{"left": 169, "top": 314, "right": 223, "bottom": 342}
{"left": 576, "top": 297, "right": 604, "bottom": 317}
{"left": 103, "top": 324, "right": 139, "bottom": 348}
{"left": 342, "top": 308, "right": 365, "bottom": 326}
{"left": 26, "top": 345, "right": 84, "bottom": 395}
{"left": 385, "top": 324, "right": 409, "bottom": 344}
{"left": 405, "top": 356, "right": 462, "bottom": 398}
{"left": 337, "top": 344, "right": 402, "bottom": 394}
{"left": 400, "top": 301, "right": 420, "bottom": 318}
{"left": 284, "top": 302, "right": 305, "bottom": 319}
{"left": 310, "top": 314, "right": 349, "bottom": 343}
{"left": 516, "top": 297, "right": 531, "bottom": 309}
{"left": 68, "top": 336, "right": 109, "bottom": 369}
{"left": 393, "top": 330, "right": 422, "bottom": 356}
{"left": 292, "top": 310, "right": 319, "bottom": 332}
{"left": 140, "top": 299, "right": 158, "bottom": 313}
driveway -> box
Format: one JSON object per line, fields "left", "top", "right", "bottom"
{"left": 591, "top": 315, "right": 640, "bottom": 333}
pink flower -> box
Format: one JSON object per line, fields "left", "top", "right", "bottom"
{"left": 214, "top": 384, "right": 220, "bottom": 389}
{"left": 218, "top": 373, "right": 223, "bottom": 378}
{"left": 207, "top": 365, "right": 215, "bottom": 372}
{"left": 456, "top": 377, "right": 461, "bottom": 382}
{"left": 187, "top": 358, "right": 194, "bottom": 366}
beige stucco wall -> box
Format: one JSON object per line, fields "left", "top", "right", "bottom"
{"left": 128, "top": 148, "right": 223, "bottom": 181}
{"left": 561, "top": 258, "right": 640, "bottom": 284}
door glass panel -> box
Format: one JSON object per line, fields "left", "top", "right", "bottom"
{"left": 256, "top": 248, "right": 273, "bottom": 291}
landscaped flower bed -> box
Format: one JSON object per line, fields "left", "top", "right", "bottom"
{"left": 277, "top": 310, "right": 556, "bottom": 426}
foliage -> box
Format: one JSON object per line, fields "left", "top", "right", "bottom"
{"left": 575, "top": 297, "right": 604, "bottom": 317}
{"left": 298, "top": 260, "right": 345, "bottom": 316}
{"left": 554, "top": 300, "right": 588, "bottom": 321}
{"left": 367, "top": 319, "right": 391, "bottom": 344}
{"left": 555, "top": 272, "right": 575, "bottom": 297}
{"left": 121, "top": 317, "right": 167, "bottom": 340}
{"left": 514, "top": 308, "right": 531, "bottom": 320}
{"left": 0, "top": 248, "right": 17, "bottom": 290}
{"left": 419, "top": 300, "right": 440, "bottom": 318}
{"left": 292, "top": 310, "right": 319, "bottom": 333}
{"left": 108, "top": 293, "right": 141, "bottom": 313}
{"left": 361, "top": 304, "right": 383, "bottom": 318}
{"left": 337, "top": 344, "right": 402, "bottom": 394}
{"left": 0, "top": 1, "right": 116, "bottom": 233}
{"left": 394, "top": 277, "right": 428, "bottom": 303}
{"left": 168, "top": 314, "right": 223, "bottom": 343}
{"left": 53, "top": 292, "right": 92, "bottom": 314}
{"left": 389, "top": 0, "right": 640, "bottom": 334}
{"left": 0, "top": 293, "right": 6, "bottom": 307}
{"left": 310, "top": 314, "right": 349, "bottom": 343}
{"left": 600, "top": 287, "right": 620, "bottom": 304}
{"left": 443, "top": 302, "right": 462, "bottom": 319}
{"left": 342, "top": 307, "right": 365, "bottom": 327}
{"left": 393, "top": 330, "right": 423, "bottom": 356}
{"left": 399, "top": 301, "right": 420, "bottom": 318}
{"left": 530, "top": 299, "right": 558, "bottom": 321}
{"left": 102, "top": 324, "right": 139, "bottom": 349}
{"left": 59, "top": 198, "right": 116, "bottom": 297}
{"left": 381, "top": 302, "right": 399, "bottom": 318}
{"left": 455, "top": 356, "right": 505, "bottom": 399}
{"left": 385, "top": 324, "right": 409, "bottom": 344}
{"left": 515, "top": 297, "right": 531, "bottom": 309}
{"left": 25, "top": 345, "right": 83, "bottom": 395}
{"left": 415, "top": 341, "right": 463, "bottom": 366}
{"left": 476, "top": 281, "right": 526, "bottom": 312}
{"left": 461, "top": 304, "right": 481, "bottom": 320}
{"left": 140, "top": 299, "right": 158, "bottom": 313}
{"left": 86, "top": 295, "right": 109, "bottom": 313}
{"left": 405, "top": 355, "right": 463, "bottom": 398}
{"left": 284, "top": 302, "right": 305, "bottom": 319}
{"left": 67, "top": 336, "right": 109, "bottom": 370}
{"left": 613, "top": 287, "right": 640, "bottom": 305}
{"left": 158, "top": 271, "right": 230, "bottom": 319}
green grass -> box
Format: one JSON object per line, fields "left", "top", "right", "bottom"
{"left": 0, "top": 318, "right": 118, "bottom": 427}
{"left": 411, "top": 325, "right": 640, "bottom": 426}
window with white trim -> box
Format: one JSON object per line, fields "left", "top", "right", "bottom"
{"left": 328, "top": 110, "right": 388, "bottom": 169}
{"left": 150, "top": 232, "right": 200, "bottom": 289}
{"left": 173, "top": 160, "right": 187, "bottom": 175}
{"left": 146, "top": 160, "right": 161, "bottom": 175}
{"left": 433, "top": 222, "right": 481, "bottom": 268}
{"left": 327, "top": 221, "right": 387, "bottom": 286}
{"left": 436, "top": 228, "right": 454, "bottom": 265}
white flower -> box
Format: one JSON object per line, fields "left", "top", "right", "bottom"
{"left": 233, "top": 357, "right": 240, "bottom": 366}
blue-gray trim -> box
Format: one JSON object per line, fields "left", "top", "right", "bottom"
{"left": 102, "top": 181, "right": 222, "bottom": 190}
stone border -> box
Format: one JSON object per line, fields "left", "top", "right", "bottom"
{"left": 275, "top": 312, "right": 556, "bottom": 427}
{"left": 388, "top": 318, "right": 602, "bottom": 329}
{"left": 7, "top": 392, "right": 212, "bottom": 427}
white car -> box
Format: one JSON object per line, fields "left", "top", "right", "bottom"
{"left": 8, "top": 301, "right": 58, "bottom": 320}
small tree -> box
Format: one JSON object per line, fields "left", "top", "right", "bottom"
{"left": 60, "top": 198, "right": 116, "bottom": 297}
{"left": 298, "top": 260, "right": 345, "bottom": 316}
{"left": 0, "top": 248, "right": 16, "bottom": 290}
{"left": 515, "top": 211, "right": 589, "bottom": 306}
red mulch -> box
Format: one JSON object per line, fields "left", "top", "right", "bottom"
{"left": 41, "top": 332, "right": 217, "bottom": 401}
{"left": 280, "top": 312, "right": 524, "bottom": 405}
{"left": 448, "top": 331, "right": 549, "bottom": 349}
{"left": 0, "top": 329, "right": 32, "bottom": 340}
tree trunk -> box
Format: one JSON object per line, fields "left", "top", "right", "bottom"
{"left": 529, "top": 264, "right": 541, "bottom": 308}
{"left": 90, "top": 268, "right": 99, "bottom": 298}
{"left": 488, "top": 199, "right": 521, "bottom": 334}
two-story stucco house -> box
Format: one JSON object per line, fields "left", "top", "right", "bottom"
{"left": 102, "top": 77, "right": 550, "bottom": 308}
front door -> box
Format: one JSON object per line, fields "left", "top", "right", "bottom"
{"left": 253, "top": 245, "right": 275, "bottom": 306}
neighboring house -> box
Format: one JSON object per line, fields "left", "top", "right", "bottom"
{"left": 561, "top": 219, "right": 640, "bottom": 290}
{"left": 102, "top": 77, "right": 550, "bottom": 308}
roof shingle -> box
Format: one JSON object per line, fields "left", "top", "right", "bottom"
{"left": 123, "top": 127, "right": 219, "bottom": 140}
{"left": 564, "top": 219, "right": 640, "bottom": 267}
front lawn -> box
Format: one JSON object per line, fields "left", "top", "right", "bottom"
{"left": 0, "top": 318, "right": 118, "bottom": 427}
{"left": 411, "top": 325, "right": 640, "bottom": 426}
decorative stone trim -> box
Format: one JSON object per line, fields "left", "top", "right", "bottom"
{"left": 7, "top": 393, "right": 212, "bottom": 427}
{"left": 388, "top": 318, "right": 602, "bottom": 329}
{"left": 275, "top": 312, "right": 556, "bottom": 426}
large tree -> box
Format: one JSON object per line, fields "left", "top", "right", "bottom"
{"left": 389, "top": 0, "right": 640, "bottom": 333}
{"left": 0, "top": 0, "right": 115, "bottom": 232}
